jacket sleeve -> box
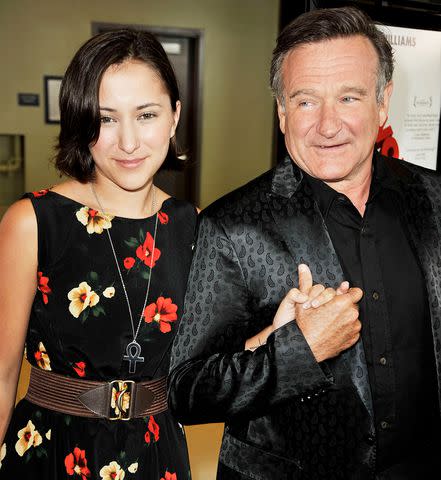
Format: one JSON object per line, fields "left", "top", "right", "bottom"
{"left": 168, "top": 212, "right": 333, "bottom": 424}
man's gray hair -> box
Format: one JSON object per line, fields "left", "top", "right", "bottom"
{"left": 270, "top": 7, "right": 394, "bottom": 106}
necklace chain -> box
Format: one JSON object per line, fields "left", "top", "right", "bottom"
{"left": 90, "top": 184, "right": 158, "bottom": 343}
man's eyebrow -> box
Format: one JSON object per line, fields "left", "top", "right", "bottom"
{"left": 339, "top": 86, "right": 368, "bottom": 96}
{"left": 288, "top": 86, "right": 368, "bottom": 100}
{"left": 99, "top": 102, "right": 162, "bottom": 112}
{"left": 289, "top": 89, "right": 317, "bottom": 100}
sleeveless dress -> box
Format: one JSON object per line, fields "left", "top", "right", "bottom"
{"left": 0, "top": 189, "right": 197, "bottom": 480}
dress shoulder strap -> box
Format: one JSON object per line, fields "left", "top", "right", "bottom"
{"left": 22, "top": 189, "right": 76, "bottom": 270}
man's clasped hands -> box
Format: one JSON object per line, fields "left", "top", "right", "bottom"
{"left": 271, "top": 264, "right": 363, "bottom": 362}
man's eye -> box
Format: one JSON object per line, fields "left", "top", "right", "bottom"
{"left": 299, "top": 101, "right": 312, "bottom": 107}
{"left": 342, "top": 96, "right": 356, "bottom": 103}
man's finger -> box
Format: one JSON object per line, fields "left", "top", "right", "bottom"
{"left": 347, "top": 287, "right": 363, "bottom": 303}
{"left": 298, "top": 264, "right": 313, "bottom": 294}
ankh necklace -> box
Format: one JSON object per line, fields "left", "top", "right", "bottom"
{"left": 91, "top": 183, "right": 159, "bottom": 374}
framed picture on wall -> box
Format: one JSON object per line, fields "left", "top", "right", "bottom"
{"left": 44, "top": 75, "right": 63, "bottom": 124}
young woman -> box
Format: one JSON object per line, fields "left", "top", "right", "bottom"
{"left": 0, "top": 30, "right": 195, "bottom": 479}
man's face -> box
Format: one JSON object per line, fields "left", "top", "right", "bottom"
{"left": 277, "top": 35, "right": 392, "bottom": 187}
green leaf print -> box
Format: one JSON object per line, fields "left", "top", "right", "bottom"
{"left": 140, "top": 269, "right": 151, "bottom": 280}
{"left": 125, "top": 237, "right": 139, "bottom": 248}
{"left": 24, "top": 450, "right": 33, "bottom": 463}
{"left": 93, "top": 304, "right": 105, "bottom": 317}
{"left": 119, "top": 450, "right": 126, "bottom": 461}
{"left": 80, "top": 309, "right": 90, "bottom": 324}
{"left": 89, "top": 271, "right": 99, "bottom": 283}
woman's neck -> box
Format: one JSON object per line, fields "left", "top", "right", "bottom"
{"left": 90, "top": 179, "right": 156, "bottom": 219}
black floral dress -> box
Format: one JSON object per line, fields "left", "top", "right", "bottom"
{"left": 0, "top": 189, "right": 197, "bottom": 480}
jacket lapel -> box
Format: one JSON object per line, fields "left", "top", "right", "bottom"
{"left": 267, "top": 157, "right": 374, "bottom": 417}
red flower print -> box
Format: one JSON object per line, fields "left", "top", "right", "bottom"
{"left": 143, "top": 297, "right": 178, "bottom": 333}
{"left": 124, "top": 257, "right": 135, "bottom": 270}
{"left": 37, "top": 271, "right": 51, "bottom": 304}
{"left": 73, "top": 361, "right": 86, "bottom": 377}
{"left": 161, "top": 472, "right": 177, "bottom": 480}
{"left": 34, "top": 342, "right": 51, "bottom": 370}
{"left": 32, "top": 189, "right": 49, "bottom": 197}
{"left": 136, "top": 232, "right": 161, "bottom": 268}
{"left": 158, "top": 211, "right": 169, "bottom": 224}
{"left": 148, "top": 415, "right": 160, "bottom": 441}
{"left": 65, "top": 447, "right": 91, "bottom": 479}
{"left": 144, "top": 416, "right": 160, "bottom": 444}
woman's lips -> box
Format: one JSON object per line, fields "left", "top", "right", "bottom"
{"left": 114, "top": 157, "right": 145, "bottom": 168}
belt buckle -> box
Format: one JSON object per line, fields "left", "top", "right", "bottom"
{"left": 108, "top": 380, "right": 135, "bottom": 421}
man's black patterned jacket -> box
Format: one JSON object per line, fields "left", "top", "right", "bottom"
{"left": 168, "top": 155, "right": 441, "bottom": 479}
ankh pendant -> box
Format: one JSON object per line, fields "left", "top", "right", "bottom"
{"left": 123, "top": 340, "right": 145, "bottom": 374}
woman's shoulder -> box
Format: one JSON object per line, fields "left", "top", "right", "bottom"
{"left": 160, "top": 196, "right": 197, "bottom": 221}
{"left": 21, "top": 182, "right": 85, "bottom": 243}
{"left": 155, "top": 192, "right": 198, "bottom": 242}
{"left": 18, "top": 182, "right": 91, "bottom": 269}
{"left": 0, "top": 197, "right": 36, "bottom": 234}
{"left": 0, "top": 201, "right": 38, "bottom": 251}
{"left": 21, "top": 181, "right": 90, "bottom": 217}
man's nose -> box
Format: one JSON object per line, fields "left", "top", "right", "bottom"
{"left": 316, "top": 103, "right": 342, "bottom": 138}
{"left": 118, "top": 123, "right": 140, "bottom": 154}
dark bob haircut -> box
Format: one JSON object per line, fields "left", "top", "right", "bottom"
{"left": 270, "top": 7, "right": 394, "bottom": 105}
{"left": 55, "top": 29, "right": 182, "bottom": 182}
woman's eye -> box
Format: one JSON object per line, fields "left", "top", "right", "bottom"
{"left": 100, "top": 116, "right": 114, "bottom": 124}
{"left": 139, "top": 112, "right": 156, "bottom": 120}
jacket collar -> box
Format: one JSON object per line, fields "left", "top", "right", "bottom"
{"left": 270, "top": 152, "right": 413, "bottom": 201}
{"left": 270, "top": 156, "right": 303, "bottom": 198}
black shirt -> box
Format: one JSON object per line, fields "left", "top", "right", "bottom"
{"left": 305, "top": 158, "right": 440, "bottom": 476}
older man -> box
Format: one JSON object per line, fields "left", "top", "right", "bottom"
{"left": 169, "top": 7, "right": 441, "bottom": 479}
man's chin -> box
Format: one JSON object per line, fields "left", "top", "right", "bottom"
{"left": 306, "top": 167, "right": 353, "bottom": 184}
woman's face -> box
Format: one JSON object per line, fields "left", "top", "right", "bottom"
{"left": 90, "top": 59, "right": 180, "bottom": 191}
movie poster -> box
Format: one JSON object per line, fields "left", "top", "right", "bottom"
{"left": 376, "top": 24, "right": 441, "bottom": 170}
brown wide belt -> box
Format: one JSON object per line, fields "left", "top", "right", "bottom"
{"left": 25, "top": 366, "right": 168, "bottom": 420}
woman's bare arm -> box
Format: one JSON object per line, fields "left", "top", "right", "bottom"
{"left": 0, "top": 199, "right": 37, "bottom": 444}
